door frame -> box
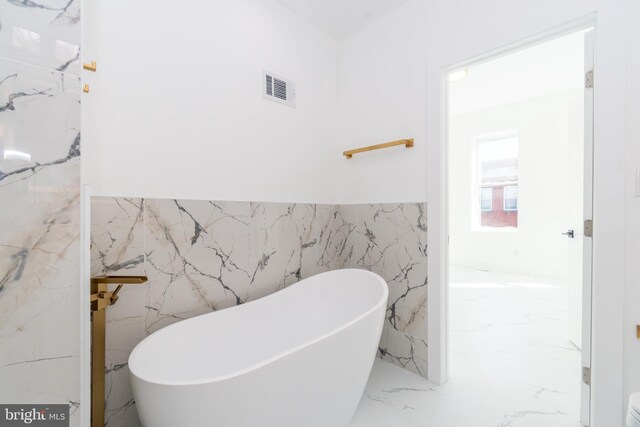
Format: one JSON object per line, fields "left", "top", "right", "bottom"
{"left": 429, "top": 13, "right": 599, "bottom": 421}
{"left": 580, "top": 28, "right": 595, "bottom": 425}
{"left": 80, "top": 184, "right": 91, "bottom": 426}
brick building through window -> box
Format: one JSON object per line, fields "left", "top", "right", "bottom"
{"left": 476, "top": 135, "right": 518, "bottom": 228}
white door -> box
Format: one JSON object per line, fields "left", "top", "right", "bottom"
{"left": 566, "top": 28, "right": 594, "bottom": 426}
{"left": 567, "top": 63, "right": 586, "bottom": 351}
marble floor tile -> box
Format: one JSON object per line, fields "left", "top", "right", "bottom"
{"left": 352, "top": 268, "right": 582, "bottom": 427}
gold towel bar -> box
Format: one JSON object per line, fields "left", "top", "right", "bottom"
{"left": 343, "top": 138, "right": 414, "bottom": 158}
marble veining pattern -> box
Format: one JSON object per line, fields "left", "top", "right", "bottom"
{"left": 90, "top": 197, "right": 145, "bottom": 426}
{"left": 0, "top": 0, "right": 81, "bottom": 74}
{"left": 144, "top": 199, "right": 252, "bottom": 334}
{"left": 352, "top": 204, "right": 428, "bottom": 336}
{"left": 348, "top": 203, "right": 428, "bottom": 377}
{"left": 90, "top": 198, "right": 428, "bottom": 427}
{"left": 317, "top": 204, "right": 356, "bottom": 271}
{"left": 249, "top": 202, "right": 352, "bottom": 299}
{"left": 91, "top": 197, "right": 145, "bottom": 276}
{"left": 0, "top": 43, "right": 81, "bottom": 425}
{"left": 378, "top": 327, "right": 428, "bottom": 378}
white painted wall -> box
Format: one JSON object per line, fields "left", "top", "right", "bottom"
{"left": 336, "top": 1, "right": 631, "bottom": 425}
{"left": 82, "top": 0, "right": 340, "bottom": 203}
{"left": 449, "top": 90, "right": 582, "bottom": 279}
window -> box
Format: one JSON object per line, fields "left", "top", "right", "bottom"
{"left": 480, "top": 187, "right": 493, "bottom": 211}
{"left": 475, "top": 134, "right": 519, "bottom": 229}
{"left": 503, "top": 185, "right": 518, "bottom": 211}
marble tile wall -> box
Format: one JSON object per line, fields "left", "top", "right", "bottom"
{"left": 347, "top": 204, "right": 428, "bottom": 378}
{"left": 0, "top": 0, "right": 82, "bottom": 424}
{"left": 91, "top": 197, "right": 427, "bottom": 426}
{"left": 90, "top": 198, "right": 145, "bottom": 426}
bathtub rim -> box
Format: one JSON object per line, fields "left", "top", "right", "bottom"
{"left": 129, "top": 268, "right": 388, "bottom": 386}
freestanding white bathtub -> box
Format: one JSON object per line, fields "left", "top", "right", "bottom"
{"left": 129, "top": 269, "right": 388, "bottom": 427}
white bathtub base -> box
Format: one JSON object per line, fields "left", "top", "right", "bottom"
{"left": 130, "top": 269, "right": 388, "bottom": 427}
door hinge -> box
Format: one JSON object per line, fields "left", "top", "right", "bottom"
{"left": 585, "top": 70, "right": 594, "bottom": 88}
{"left": 584, "top": 219, "right": 593, "bottom": 237}
{"left": 582, "top": 366, "right": 591, "bottom": 386}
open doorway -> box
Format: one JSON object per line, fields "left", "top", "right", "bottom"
{"left": 447, "top": 29, "right": 593, "bottom": 426}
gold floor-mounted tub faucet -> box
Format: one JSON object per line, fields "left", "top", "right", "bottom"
{"left": 90, "top": 276, "right": 148, "bottom": 427}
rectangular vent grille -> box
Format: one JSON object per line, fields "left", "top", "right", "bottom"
{"left": 263, "top": 71, "right": 296, "bottom": 107}
{"left": 266, "top": 75, "right": 273, "bottom": 96}
{"left": 273, "top": 78, "right": 287, "bottom": 100}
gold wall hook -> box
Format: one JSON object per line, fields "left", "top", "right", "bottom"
{"left": 83, "top": 61, "right": 97, "bottom": 72}
{"left": 90, "top": 275, "right": 148, "bottom": 427}
{"left": 83, "top": 84, "right": 90, "bottom": 93}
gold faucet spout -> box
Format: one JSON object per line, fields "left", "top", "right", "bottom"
{"left": 91, "top": 275, "right": 148, "bottom": 285}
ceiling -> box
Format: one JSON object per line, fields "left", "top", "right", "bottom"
{"left": 449, "top": 30, "right": 589, "bottom": 116}
{"left": 274, "top": 0, "right": 411, "bottom": 39}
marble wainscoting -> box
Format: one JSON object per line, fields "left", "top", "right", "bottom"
{"left": 90, "top": 197, "right": 145, "bottom": 426}
{"left": 346, "top": 203, "right": 428, "bottom": 378}
{"left": 90, "top": 197, "right": 427, "bottom": 427}
{"left": 0, "top": 7, "right": 82, "bottom": 422}
{"left": 90, "top": 198, "right": 355, "bottom": 426}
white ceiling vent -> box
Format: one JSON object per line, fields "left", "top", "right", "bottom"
{"left": 263, "top": 71, "right": 296, "bottom": 107}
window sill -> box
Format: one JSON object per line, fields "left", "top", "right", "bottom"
{"left": 471, "top": 226, "right": 518, "bottom": 233}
